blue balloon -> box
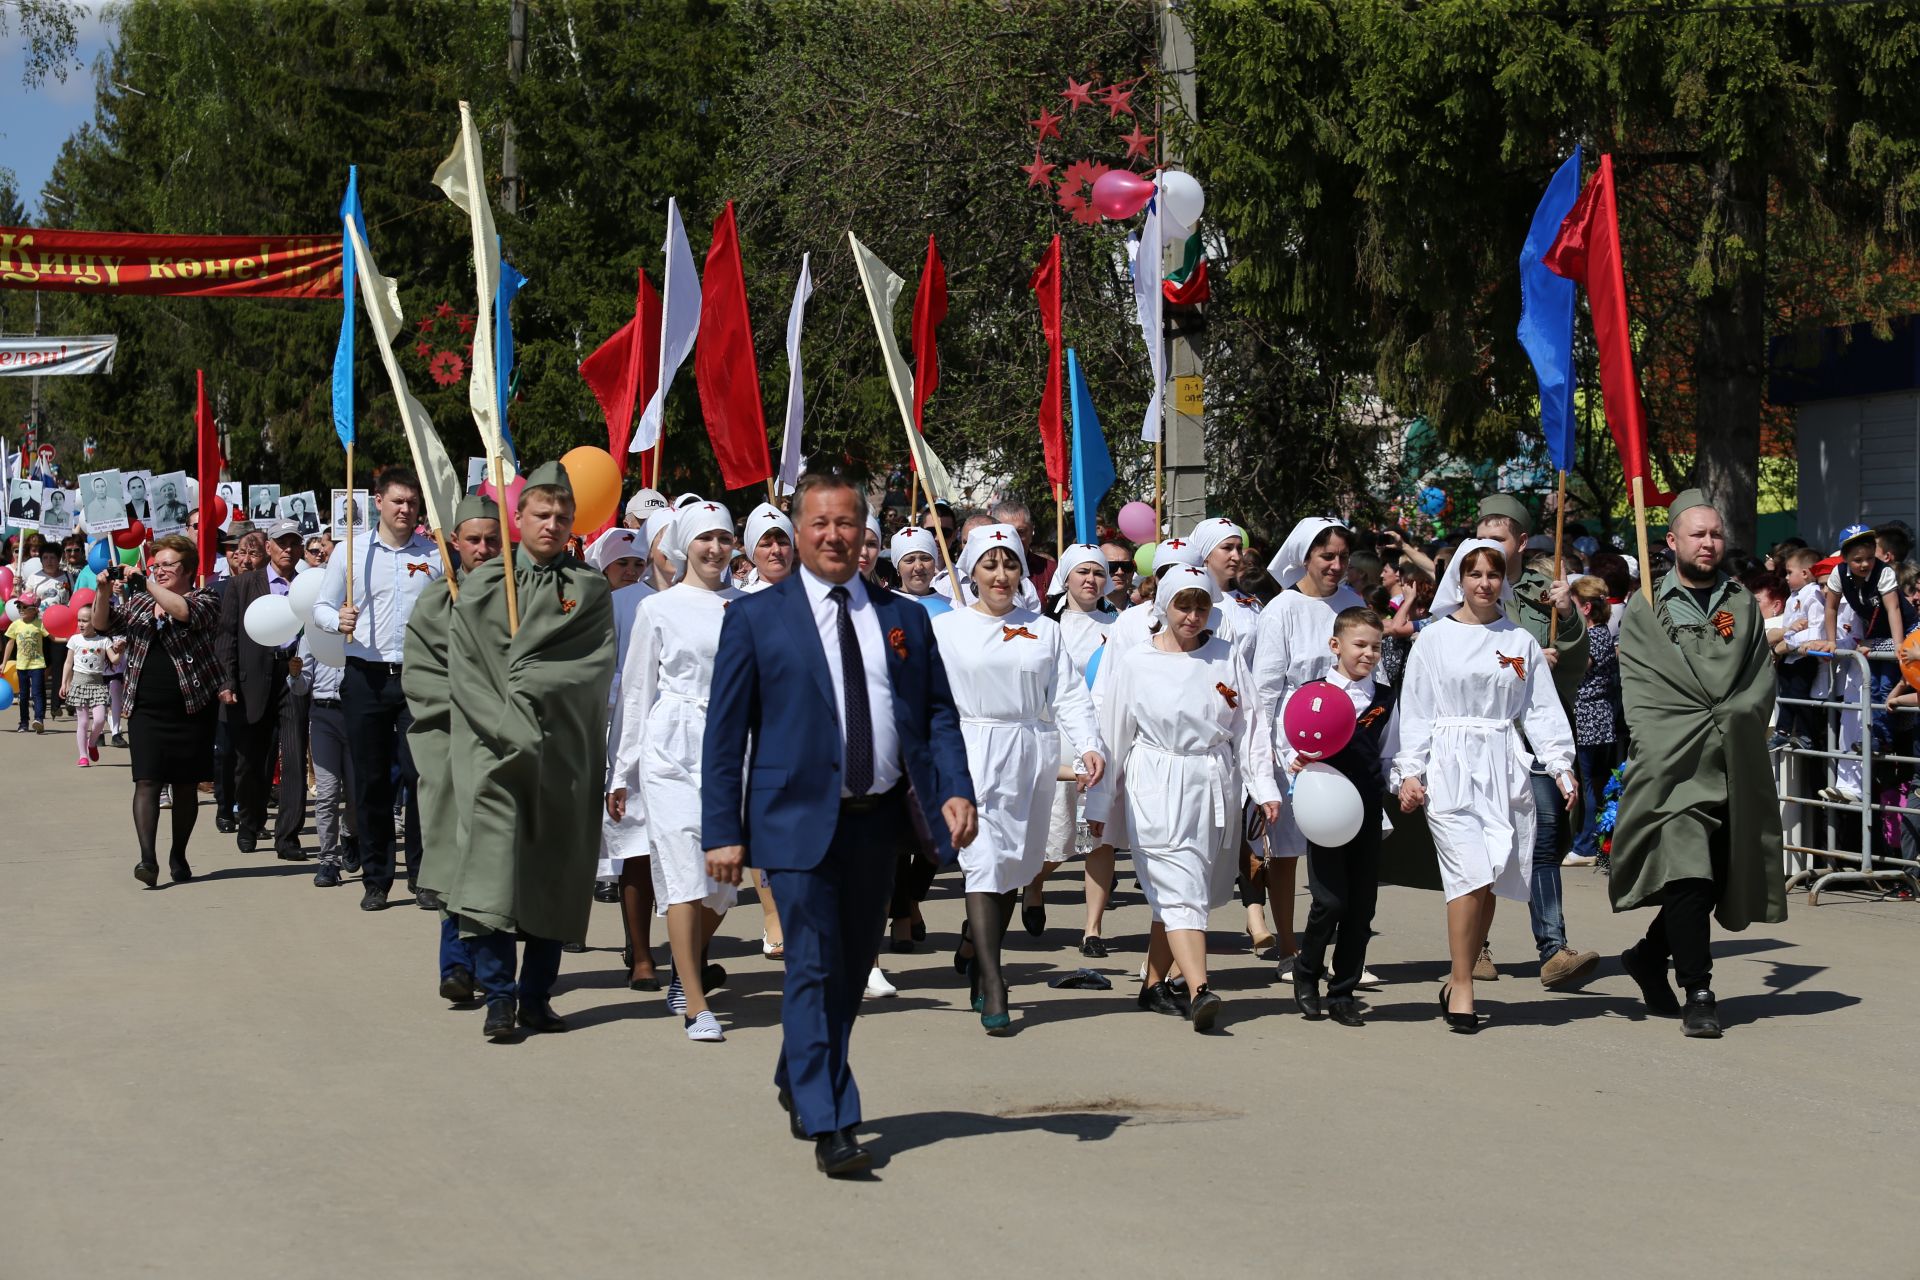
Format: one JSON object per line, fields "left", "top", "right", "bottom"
{"left": 88, "top": 539, "right": 112, "bottom": 572}
{"left": 1417, "top": 486, "right": 1447, "bottom": 517}
{"left": 0, "top": 682, "right": 12, "bottom": 712}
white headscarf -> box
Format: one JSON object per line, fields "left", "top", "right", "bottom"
{"left": 959, "top": 522, "right": 1030, "bottom": 581}
{"left": 866, "top": 513, "right": 885, "bottom": 558}
{"left": 1429, "top": 537, "right": 1516, "bottom": 621}
{"left": 586, "top": 526, "right": 644, "bottom": 571}
{"left": 1153, "top": 565, "right": 1222, "bottom": 621}
{"left": 1150, "top": 536, "right": 1202, "bottom": 577}
{"left": 1186, "top": 517, "right": 1242, "bottom": 566}
{"left": 644, "top": 506, "right": 682, "bottom": 572}
{"left": 744, "top": 501, "right": 793, "bottom": 553}
{"left": 1265, "top": 516, "right": 1348, "bottom": 588}
{"left": 1048, "top": 542, "right": 1109, "bottom": 599}
{"left": 891, "top": 526, "right": 939, "bottom": 565}
{"left": 673, "top": 500, "right": 734, "bottom": 559}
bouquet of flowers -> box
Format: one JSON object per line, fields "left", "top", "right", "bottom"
{"left": 1594, "top": 762, "right": 1628, "bottom": 868}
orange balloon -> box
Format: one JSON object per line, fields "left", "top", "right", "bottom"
{"left": 1900, "top": 624, "right": 1920, "bottom": 691}
{"left": 559, "top": 446, "right": 621, "bottom": 533}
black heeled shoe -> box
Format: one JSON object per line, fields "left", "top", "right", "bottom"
{"left": 168, "top": 857, "right": 194, "bottom": 884}
{"left": 952, "top": 919, "right": 974, "bottom": 975}
{"left": 911, "top": 919, "right": 927, "bottom": 943}
{"left": 1439, "top": 983, "right": 1479, "bottom": 1034}
{"left": 134, "top": 860, "right": 158, "bottom": 888}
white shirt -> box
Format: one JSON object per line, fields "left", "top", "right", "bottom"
{"left": 311, "top": 528, "right": 443, "bottom": 663}
{"left": 1783, "top": 580, "right": 1826, "bottom": 652}
{"left": 798, "top": 564, "right": 901, "bottom": 797}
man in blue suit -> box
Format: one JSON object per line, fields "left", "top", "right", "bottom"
{"left": 704, "top": 470, "right": 976, "bottom": 1178}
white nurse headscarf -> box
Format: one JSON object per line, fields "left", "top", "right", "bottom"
{"left": 1153, "top": 564, "right": 1222, "bottom": 621}
{"left": 959, "top": 522, "right": 1030, "bottom": 582}
{"left": 1265, "top": 516, "right": 1349, "bottom": 588}
{"left": 1429, "top": 537, "right": 1516, "bottom": 622}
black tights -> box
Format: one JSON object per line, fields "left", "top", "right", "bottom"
{"left": 965, "top": 890, "right": 1017, "bottom": 1018}
{"left": 133, "top": 778, "right": 201, "bottom": 869}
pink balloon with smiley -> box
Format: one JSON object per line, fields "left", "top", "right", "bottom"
{"left": 1282, "top": 680, "right": 1356, "bottom": 761}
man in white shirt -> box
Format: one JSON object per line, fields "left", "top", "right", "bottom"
{"left": 312, "top": 466, "right": 442, "bottom": 910}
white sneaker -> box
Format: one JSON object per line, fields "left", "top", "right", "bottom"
{"left": 1356, "top": 968, "right": 1384, "bottom": 989}
{"left": 1562, "top": 852, "right": 1597, "bottom": 867}
{"left": 684, "top": 1010, "right": 724, "bottom": 1042}
{"left": 665, "top": 975, "right": 688, "bottom": 1015}
{"left": 158, "top": 785, "right": 172, "bottom": 809}
{"left": 865, "top": 966, "right": 897, "bottom": 999}
{"left": 1274, "top": 956, "right": 1297, "bottom": 984}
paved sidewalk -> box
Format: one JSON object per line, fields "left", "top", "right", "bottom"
{"left": 2, "top": 728, "right": 1915, "bottom": 1278}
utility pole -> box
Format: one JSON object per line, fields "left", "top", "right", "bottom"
{"left": 28, "top": 289, "right": 41, "bottom": 453}
{"left": 1158, "top": 2, "right": 1207, "bottom": 532}
{"left": 500, "top": 0, "right": 527, "bottom": 215}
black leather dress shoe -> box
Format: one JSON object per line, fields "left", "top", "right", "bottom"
{"left": 483, "top": 999, "right": 517, "bottom": 1041}
{"left": 1137, "top": 980, "right": 1185, "bottom": 1016}
{"left": 593, "top": 881, "right": 620, "bottom": 904}
{"left": 1079, "top": 935, "right": 1109, "bottom": 959}
{"left": 167, "top": 857, "right": 194, "bottom": 884}
{"left": 1021, "top": 901, "right": 1046, "bottom": 936}
{"left": 276, "top": 847, "right": 310, "bottom": 862}
{"left": 1295, "top": 974, "right": 1325, "bottom": 1020}
{"left": 360, "top": 886, "right": 389, "bottom": 912}
{"left": 777, "top": 1088, "right": 806, "bottom": 1141}
{"left": 517, "top": 1002, "right": 569, "bottom": 1034}
{"left": 134, "top": 860, "right": 159, "bottom": 888}
{"left": 439, "top": 966, "right": 476, "bottom": 1003}
{"left": 235, "top": 828, "right": 257, "bottom": 853}
{"left": 416, "top": 887, "right": 444, "bottom": 912}
{"left": 815, "top": 1128, "right": 871, "bottom": 1177}
{"left": 1188, "top": 985, "right": 1223, "bottom": 1032}
{"left": 215, "top": 814, "right": 238, "bottom": 835}
{"left": 313, "top": 863, "right": 342, "bottom": 888}
{"left": 1327, "top": 997, "right": 1365, "bottom": 1027}
{"left": 340, "top": 839, "right": 363, "bottom": 873}
{"left": 1681, "top": 989, "right": 1722, "bottom": 1039}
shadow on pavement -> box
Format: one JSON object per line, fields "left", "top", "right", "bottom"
{"left": 863, "top": 1106, "right": 1131, "bottom": 1166}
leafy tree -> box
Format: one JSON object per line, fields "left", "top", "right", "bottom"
{"left": 1, "top": 0, "right": 82, "bottom": 87}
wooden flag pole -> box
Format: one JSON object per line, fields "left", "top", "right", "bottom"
{"left": 343, "top": 443, "right": 355, "bottom": 605}
{"left": 915, "top": 466, "right": 956, "bottom": 582}
{"left": 1054, "top": 481, "right": 1066, "bottom": 559}
{"left": 493, "top": 454, "right": 520, "bottom": 634}
{"left": 650, "top": 432, "right": 665, "bottom": 495}
{"left": 432, "top": 525, "right": 459, "bottom": 603}
{"left": 1631, "top": 475, "right": 1653, "bottom": 603}
{"left": 765, "top": 477, "right": 776, "bottom": 507}
{"left": 1552, "top": 469, "right": 1567, "bottom": 583}
{"left": 1153, "top": 435, "right": 1164, "bottom": 535}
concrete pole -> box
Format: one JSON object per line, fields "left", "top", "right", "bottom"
{"left": 1158, "top": 2, "right": 1206, "bottom": 534}
{"left": 500, "top": 0, "right": 527, "bottom": 216}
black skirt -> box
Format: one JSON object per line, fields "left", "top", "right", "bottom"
{"left": 129, "top": 655, "right": 216, "bottom": 784}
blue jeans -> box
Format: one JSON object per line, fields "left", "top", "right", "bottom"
{"left": 468, "top": 929, "right": 563, "bottom": 1006}
{"left": 1528, "top": 770, "right": 1567, "bottom": 962}
{"left": 14, "top": 667, "right": 45, "bottom": 724}
{"left": 1571, "top": 742, "right": 1616, "bottom": 858}
{"left": 438, "top": 915, "right": 475, "bottom": 981}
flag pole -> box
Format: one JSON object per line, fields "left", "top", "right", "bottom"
{"left": 1153, "top": 436, "right": 1164, "bottom": 534}
{"left": 914, "top": 465, "right": 955, "bottom": 582}
{"left": 765, "top": 476, "right": 776, "bottom": 507}
{"left": 1552, "top": 469, "right": 1567, "bottom": 582}
{"left": 1054, "top": 481, "right": 1065, "bottom": 559}
{"left": 494, "top": 454, "right": 519, "bottom": 634}
{"left": 650, "top": 433, "right": 665, "bottom": 495}
{"left": 434, "top": 525, "right": 459, "bottom": 602}
{"left": 1631, "top": 475, "right": 1653, "bottom": 603}
{"left": 343, "top": 443, "right": 355, "bottom": 604}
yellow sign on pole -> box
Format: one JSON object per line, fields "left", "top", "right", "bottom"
{"left": 1173, "top": 374, "right": 1203, "bottom": 415}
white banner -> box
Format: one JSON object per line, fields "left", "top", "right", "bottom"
{"left": 0, "top": 334, "right": 118, "bottom": 376}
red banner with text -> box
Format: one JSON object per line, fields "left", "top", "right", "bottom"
{"left": 0, "top": 226, "right": 343, "bottom": 299}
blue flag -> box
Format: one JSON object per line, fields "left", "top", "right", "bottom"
{"left": 495, "top": 242, "right": 526, "bottom": 467}
{"left": 1518, "top": 145, "right": 1581, "bottom": 473}
{"left": 1067, "top": 348, "right": 1115, "bottom": 546}
{"left": 331, "top": 166, "right": 363, "bottom": 449}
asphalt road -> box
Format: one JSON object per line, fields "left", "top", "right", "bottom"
{"left": 2, "top": 727, "right": 1914, "bottom": 1278}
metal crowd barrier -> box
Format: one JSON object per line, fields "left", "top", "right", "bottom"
{"left": 1776, "top": 647, "right": 1920, "bottom": 904}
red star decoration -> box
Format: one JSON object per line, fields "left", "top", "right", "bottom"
{"left": 1120, "top": 125, "right": 1156, "bottom": 161}
{"left": 1021, "top": 151, "right": 1057, "bottom": 188}
{"left": 413, "top": 341, "right": 432, "bottom": 359}
{"left": 434, "top": 301, "right": 455, "bottom": 318}
{"left": 1029, "top": 106, "right": 1063, "bottom": 142}
{"left": 1100, "top": 83, "right": 1134, "bottom": 118}
{"left": 454, "top": 312, "right": 476, "bottom": 335}
{"left": 1060, "top": 77, "right": 1095, "bottom": 112}
{"left": 415, "top": 315, "right": 435, "bottom": 334}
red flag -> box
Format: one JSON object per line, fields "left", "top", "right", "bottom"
{"left": 911, "top": 235, "right": 947, "bottom": 434}
{"left": 693, "top": 202, "right": 771, "bottom": 491}
{"left": 1029, "top": 234, "right": 1066, "bottom": 487}
{"left": 579, "top": 268, "right": 662, "bottom": 472}
{"left": 1542, "top": 155, "right": 1674, "bottom": 503}
{"left": 194, "top": 369, "right": 224, "bottom": 584}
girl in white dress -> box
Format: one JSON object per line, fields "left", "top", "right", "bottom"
{"left": 934, "top": 523, "right": 1104, "bottom": 1033}
{"left": 1086, "top": 566, "right": 1282, "bottom": 1032}
{"left": 1392, "top": 539, "right": 1576, "bottom": 1032}
{"left": 734, "top": 501, "right": 794, "bottom": 960}
{"left": 1252, "top": 517, "right": 1365, "bottom": 974}
{"left": 609, "top": 502, "right": 742, "bottom": 1042}
{"left": 1028, "top": 543, "right": 1118, "bottom": 955}
{"left": 590, "top": 527, "right": 661, "bottom": 990}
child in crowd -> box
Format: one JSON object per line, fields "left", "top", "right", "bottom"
{"left": 4, "top": 595, "right": 50, "bottom": 733}
{"left": 1774, "top": 547, "right": 1825, "bottom": 751}
{"left": 1379, "top": 565, "right": 1434, "bottom": 688}
{"left": 1288, "top": 607, "right": 1398, "bottom": 1028}
{"left": 58, "top": 603, "right": 122, "bottom": 766}
{"left": 1567, "top": 576, "right": 1619, "bottom": 865}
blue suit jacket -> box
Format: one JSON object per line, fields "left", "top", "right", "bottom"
{"left": 702, "top": 572, "right": 974, "bottom": 870}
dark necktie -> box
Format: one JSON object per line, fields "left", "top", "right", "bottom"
{"left": 829, "top": 584, "right": 875, "bottom": 796}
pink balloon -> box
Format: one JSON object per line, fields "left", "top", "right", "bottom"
{"left": 1116, "top": 501, "right": 1157, "bottom": 544}
{"left": 1283, "top": 680, "right": 1357, "bottom": 762}
{"left": 1091, "top": 169, "right": 1157, "bottom": 221}
{"left": 481, "top": 474, "right": 526, "bottom": 541}
{"left": 0, "top": 566, "right": 11, "bottom": 599}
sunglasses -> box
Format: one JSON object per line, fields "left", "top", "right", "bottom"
{"left": 1107, "top": 560, "right": 1133, "bottom": 575}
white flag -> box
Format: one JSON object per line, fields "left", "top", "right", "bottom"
{"left": 847, "top": 233, "right": 956, "bottom": 503}
{"left": 432, "top": 101, "right": 508, "bottom": 471}
{"left": 777, "top": 253, "right": 813, "bottom": 495}
{"left": 343, "top": 217, "right": 462, "bottom": 536}
{"left": 1131, "top": 195, "right": 1166, "bottom": 443}
{"left": 633, "top": 197, "right": 702, "bottom": 455}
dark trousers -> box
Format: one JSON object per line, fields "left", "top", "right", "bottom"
{"left": 1776, "top": 657, "right": 1816, "bottom": 741}
{"left": 1639, "top": 877, "right": 1716, "bottom": 992}
{"left": 230, "top": 673, "right": 288, "bottom": 839}
{"left": 468, "top": 927, "right": 562, "bottom": 1005}
{"left": 767, "top": 790, "right": 904, "bottom": 1139}
{"left": 342, "top": 659, "right": 419, "bottom": 892}
{"left": 214, "top": 716, "right": 237, "bottom": 815}
{"left": 1296, "top": 807, "right": 1381, "bottom": 998}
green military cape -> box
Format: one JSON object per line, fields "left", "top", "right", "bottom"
{"left": 445, "top": 553, "right": 616, "bottom": 943}
{"left": 1609, "top": 575, "right": 1787, "bottom": 930}
{"left": 401, "top": 573, "right": 460, "bottom": 898}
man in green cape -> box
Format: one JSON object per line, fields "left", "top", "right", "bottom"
{"left": 1475, "top": 493, "right": 1600, "bottom": 989}
{"left": 1613, "top": 490, "right": 1786, "bottom": 1038}
{"left": 402, "top": 493, "right": 501, "bottom": 1006}
{"left": 445, "top": 461, "right": 617, "bottom": 1041}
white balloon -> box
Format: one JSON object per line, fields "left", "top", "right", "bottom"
{"left": 1292, "top": 762, "right": 1365, "bottom": 847}
{"left": 1160, "top": 170, "right": 1205, "bottom": 228}
{"left": 286, "top": 568, "right": 328, "bottom": 626}
{"left": 306, "top": 624, "right": 346, "bottom": 668}
{"left": 4, "top": 600, "right": 19, "bottom": 624}
{"left": 243, "top": 594, "right": 302, "bottom": 648}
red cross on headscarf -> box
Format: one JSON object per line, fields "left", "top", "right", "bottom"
{"left": 989, "top": 530, "right": 1009, "bottom": 541}
{"left": 702, "top": 503, "right": 720, "bottom": 512}
{"left": 1165, "top": 538, "right": 1186, "bottom": 549}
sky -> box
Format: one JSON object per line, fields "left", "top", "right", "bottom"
{"left": 0, "top": 4, "right": 115, "bottom": 213}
